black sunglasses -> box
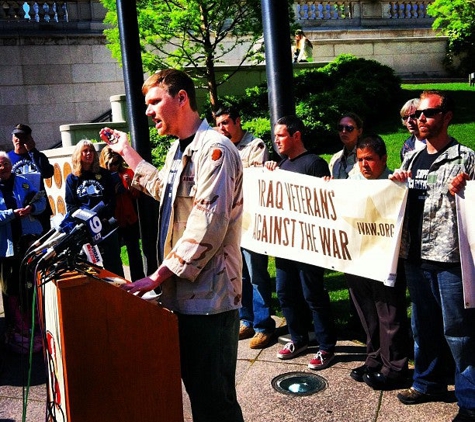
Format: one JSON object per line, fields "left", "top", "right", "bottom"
{"left": 402, "top": 114, "right": 416, "bottom": 121}
{"left": 337, "top": 125, "right": 355, "bottom": 133}
{"left": 414, "top": 108, "right": 443, "bottom": 119}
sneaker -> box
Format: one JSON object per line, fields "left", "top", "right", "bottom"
{"left": 276, "top": 342, "right": 308, "bottom": 360}
{"left": 308, "top": 350, "right": 335, "bottom": 370}
{"left": 397, "top": 387, "right": 445, "bottom": 405}
{"left": 239, "top": 323, "right": 255, "bottom": 340}
{"left": 249, "top": 332, "right": 273, "bottom": 349}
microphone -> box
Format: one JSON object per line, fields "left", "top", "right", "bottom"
{"left": 35, "top": 202, "right": 115, "bottom": 265}
{"left": 71, "top": 206, "right": 104, "bottom": 243}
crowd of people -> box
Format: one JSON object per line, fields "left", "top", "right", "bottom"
{"left": 0, "top": 69, "right": 474, "bottom": 422}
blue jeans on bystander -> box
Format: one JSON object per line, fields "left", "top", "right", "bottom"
{"left": 276, "top": 258, "right": 336, "bottom": 352}
{"left": 239, "top": 248, "right": 275, "bottom": 334}
{"left": 405, "top": 261, "right": 475, "bottom": 410}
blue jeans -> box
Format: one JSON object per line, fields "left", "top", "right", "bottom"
{"left": 239, "top": 249, "right": 275, "bottom": 333}
{"left": 405, "top": 261, "right": 475, "bottom": 409}
{"left": 276, "top": 258, "right": 336, "bottom": 352}
{"left": 177, "top": 310, "right": 244, "bottom": 422}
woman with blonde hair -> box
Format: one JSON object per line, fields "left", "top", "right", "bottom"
{"left": 65, "top": 140, "right": 124, "bottom": 277}
{"left": 399, "top": 98, "right": 426, "bottom": 161}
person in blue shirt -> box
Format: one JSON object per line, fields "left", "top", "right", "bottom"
{"left": 65, "top": 140, "right": 124, "bottom": 278}
{"left": 0, "top": 151, "right": 46, "bottom": 354}
{"left": 8, "top": 124, "right": 54, "bottom": 233}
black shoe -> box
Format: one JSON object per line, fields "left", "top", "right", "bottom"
{"left": 363, "top": 372, "right": 405, "bottom": 390}
{"left": 397, "top": 387, "right": 446, "bottom": 405}
{"left": 350, "top": 364, "right": 378, "bottom": 382}
{"left": 453, "top": 408, "right": 475, "bottom": 422}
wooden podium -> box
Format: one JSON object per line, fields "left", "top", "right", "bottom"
{"left": 42, "top": 269, "right": 183, "bottom": 422}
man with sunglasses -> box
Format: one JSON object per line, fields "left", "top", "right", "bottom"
{"left": 399, "top": 98, "right": 426, "bottom": 161}
{"left": 391, "top": 91, "right": 475, "bottom": 422}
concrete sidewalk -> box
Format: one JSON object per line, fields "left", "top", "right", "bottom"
{"left": 0, "top": 303, "right": 458, "bottom": 421}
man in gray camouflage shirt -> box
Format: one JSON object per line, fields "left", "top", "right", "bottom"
{"left": 390, "top": 91, "right": 475, "bottom": 422}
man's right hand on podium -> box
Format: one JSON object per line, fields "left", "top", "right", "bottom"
{"left": 121, "top": 265, "right": 174, "bottom": 297}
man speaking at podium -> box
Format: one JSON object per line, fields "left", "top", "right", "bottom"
{"left": 100, "top": 69, "right": 244, "bottom": 422}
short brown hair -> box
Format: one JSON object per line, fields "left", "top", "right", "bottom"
{"left": 142, "top": 69, "right": 198, "bottom": 111}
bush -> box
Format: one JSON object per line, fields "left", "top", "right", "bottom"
{"left": 221, "top": 54, "right": 403, "bottom": 154}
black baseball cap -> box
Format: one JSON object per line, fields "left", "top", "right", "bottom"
{"left": 12, "top": 124, "right": 32, "bottom": 136}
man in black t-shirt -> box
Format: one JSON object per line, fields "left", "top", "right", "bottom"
{"left": 265, "top": 115, "right": 337, "bottom": 371}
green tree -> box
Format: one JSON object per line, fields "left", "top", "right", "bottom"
{"left": 428, "top": 0, "right": 475, "bottom": 76}
{"left": 101, "top": 0, "right": 270, "bottom": 111}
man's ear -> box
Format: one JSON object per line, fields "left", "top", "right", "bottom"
{"left": 177, "top": 89, "right": 187, "bottom": 105}
{"left": 443, "top": 110, "right": 453, "bottom": 126}
{"left": 293, "top": 130, "right": 302, "bottom": 142}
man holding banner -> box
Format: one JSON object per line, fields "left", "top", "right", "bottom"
{"left": 391, "top": 91, "right": 475, "bottom": 422}
{"left": 346, "top": 134, "right": 410, "bottom": 390}
{"left": 265, "top": 115, "right": 337, "bottom": 370}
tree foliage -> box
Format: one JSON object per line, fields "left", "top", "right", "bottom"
{"left": 100, "top": 0, "right": 268, "bottom": 111}
{"left": 216, "top": 54, "right": 402, "bottom": 154}
{"left": 427, "top": 0, "right": 475, "bottom": 76}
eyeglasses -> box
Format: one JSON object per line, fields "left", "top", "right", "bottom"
{"left": 337, "top": 125, "right": 355, "bottom": 133}
{"left": 109, "top": 161, "right": 120, "bottom": 167}
{"left": 414, "top": 108, "right": 443, "bottom": 119}
{"left": 402, "top": 114, "right": 416, "bottom": 121}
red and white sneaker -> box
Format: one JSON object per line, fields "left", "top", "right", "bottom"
{"left": 308, "top": 350, "right": 335, "bottom": 370}
{"left": 276, "top": 342, "right": 308, "bottom": 360}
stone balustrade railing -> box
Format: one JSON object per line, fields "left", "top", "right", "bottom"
{"left": 296, "top": 1, "right": 352, "bottom": 20}
{"left": 387, "top": 1, "right": 431, "bottom": 18}
{"left": 295, "top": 1, "right": 434, "bottom": 20}
{"left": 0, "top": 1, "right": 68, "bottom": 22}
{"left": 0, "top": 1, "right": 435, "bottom": 27}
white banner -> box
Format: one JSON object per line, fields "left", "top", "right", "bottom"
{"left": 456, "top": 180, "right": 475, "bottom": 309}
{"left": 241, "top": 167, "right": 408, "bottom": 286}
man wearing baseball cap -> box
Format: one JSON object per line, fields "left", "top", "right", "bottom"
{"left": 9, "top": 124, "right": 54, "bottom": 232}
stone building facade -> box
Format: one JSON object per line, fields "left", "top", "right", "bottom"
{"left": 0, "top": 0, "right": 445, "bottom": 150}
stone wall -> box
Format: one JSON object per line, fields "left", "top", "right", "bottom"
{"left": 304, "top": 28, "right": 447, "bottom": 78}
{"left": 0, "top": 34, "right": 125, "bottom": 151}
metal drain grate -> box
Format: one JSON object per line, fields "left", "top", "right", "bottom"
{"left": 271, "top": 372, "right": 327, "bottom": 396}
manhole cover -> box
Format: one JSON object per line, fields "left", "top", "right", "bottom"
{"left": 271, "top": 372, "right": 327, "bottom": 396}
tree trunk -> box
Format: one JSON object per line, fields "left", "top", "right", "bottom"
{"left": 205, "top": 54, "right": 219, "bottom": 113}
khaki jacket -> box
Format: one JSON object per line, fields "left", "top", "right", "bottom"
{"left": 132, "top": 120, "right": 243, "bottom": 315}
{"left": 235, "top": 131, "right": 269, "bottom": 168}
